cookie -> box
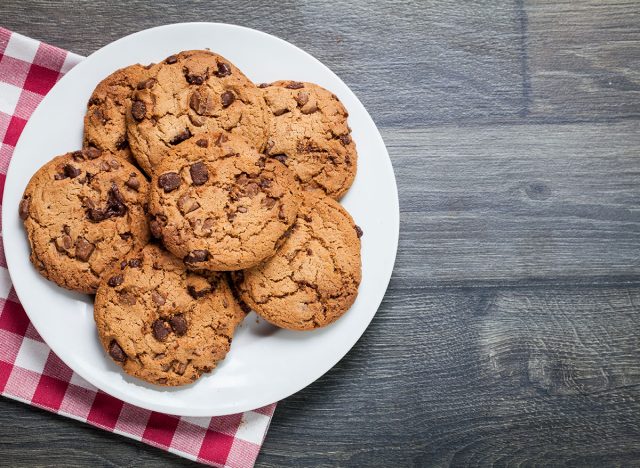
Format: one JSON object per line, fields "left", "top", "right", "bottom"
{"left": 149, "top": 131, "right": 301, "bottom": 271}
{"left": 260, "top": 80, "right": 357, "bottom": 199}
{"left": 94, "top": 244, "right": 246, "bottom": 386}
{"left": 20, "top": 148, "right": 150, "bottom": 293}
{"left": 84, "top": 64, "right": 151, "bottom": 164}
{"left": 126, "top": 50, "right": 270, "bottom": 174}
{"left": 232, "top": 191, "right": 362, "bottom": 330}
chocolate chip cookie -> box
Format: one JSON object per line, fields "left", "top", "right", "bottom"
{"left": 149, "top": 131, "right": 301, "bottom": 271}
{"left": 20, "top": 149, "right": 150, "bottom": 293}
{"left": 94, "top": 244, "right": 246, "bottom": 386}
{"left": 260, "top": 80, "right": 357, "bottom": 199}
{"left": 84, "top": 64, "right": 151, "bottom": 164}
{"left": 232, "top": 191, "right": 362, "bottom": 330}
{"left": 126, "top": 50, "right": 270, "bottom": 174}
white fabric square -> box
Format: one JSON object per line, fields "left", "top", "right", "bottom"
{"left": 14, "top": 336, "right": 50, "bottom": 374}
{"left": 3, "top": 33, "right": 39, "bottom": 63}
{"left": 234, "top": 411, "right": 271, "bottom": 444}
{"left": 69, "top": 371, "right": 95, "bottom": 390}
{"left": 0, "top": 82, "right": 22, "bottom": 115}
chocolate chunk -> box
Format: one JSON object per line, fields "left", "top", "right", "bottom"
{"left": 151, "top": 290, "right": 166, "bottom": 306}
{"left": 300, "top": 104, "right": 318, "bottom": 115}
{"left": 184, "top": 250, "right": 209, "bottom": 264}
{"left": 109, "top": 159, "right": 120, "bottom": 170}
{"left": 115, "top": 136, "right": 129, "bottom": 150}
{"left": 149, "top": 219, "right": 163, "bottom": 238}
{"left": 169, "top": 314, "right": 188, "bottom": 336}
{"left": 125, "top": 175, "right": 140, "bottom": 191}
{"left": 93, "top": 108, "right": 108, "bottom": 125}
{"left": 170, "top": 128, "right": 192, "bottom": 146}
{"left": 285, "top": 81, "right": 304, "bottom": 89}
{"left": 273, "top": 108, "right": 289, "bottom": 117}
{"left": 255, "top": 158, "right": 266, "bottom": 168}
{"left": 355, "top": 225, "right": 364, "bottom": 238}
{"left": 220, "top": 90, "right": 235, "bottom": 108}
{"left": 262, "top": 196, "right": 277, "bottom": 208}
{"left": 215, "top": 133, "right": 228, "bottom": 146}
{"left": 244, "top": 182, "right": 259, "bottom": 197}
{"left": 100, "top": 160, "right": 111, "bottom": 171}
{"left": 202, "top": 218, "right": 214, "bottom": 233}
{"left": 258, "top": 82, "right": 271, "bottom": 88}
{"left": 215, "top": 61, "right": 231, "bottom": 77}
{"left": 75, "top": 237, "right": 95, "bottom": 261}
{"left": 87, "top": 183, "right": 128, "bottom": 221}
{"left": 173, "top": 361, "right": 187, "bottom": 375}
{"left": 107, "top": 274, "right": 124, "bottom": 287}
{"left": 259, "top": 178, "right": 271, "bottom": 189}
{"left": 119, "top": 232, "right": 132, "bottom": 240}
{"left": 165, "top": 55, "right": 178, "bottom": 64}
{"left": 118, "top": 291, "right": 137, "bottom": 306}
{"left": 189, "top": 91, "right": 214, "bottom": 116}
{"left": 189, "top": 162, "right": 209, "bottom": 186}
{"left": 278, "top": 205, "right": 287, "bottom": 221}
{"left": 63, "top": 164, "right": 81, "bottom": 179}
{"left": 295, "top": 91, "right": 309, "bottom": 107}
{"left": 61, "top": 235, "right": 72, "bottom": 249}
{"left": 177, "top": 194, "right": 200, "bottom": 215}
{"left": 195, "top": 138, "right": 208, "bottom": 148}
{"left": 85, "top": 147, "right": 102, "bottom": 159}
{"left": 131, "top": 100, "right": 146, "bottom": 121}
{"left": 272, "top": 154, "right": 287, "bottom": 164}
{"left": 72, "top": 150, "right": 85, "bottom": 161}
{"left": 136, "top": 78, "right": 155, "bottom": 90}
{"left": 108, "top": 340, "right": 127, "bottom": 362}
{"left": 307, "top": 248, "right": 313, "bottom": 256}
{"left": 63, "top": 225, "right": 70, "bottom": 235}
{"left": 185, "top": 72, "right": 206, "bottom": 85}
{"left": 128, "top": 258, "right": 142, "bottom": 268}
{"left": 188, "top": 284, "right": 211, "bottom": 299}
{"left": 339, "top": 134, "right": 352, "bottom": 145}
{"left": 18, "top": 197, "right": 29, "bottom": 220}
{"left": 152, "top": 319, "right": 170, "bottom": 342}
{"left": 158, "top": 172, "right": 181, "bottom": 192}
{"left": 120, "top": 260, "right": 127, "bottom": 269}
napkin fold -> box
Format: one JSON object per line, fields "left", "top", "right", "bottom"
{"left": 0, "top": 27, "right": 275, "bottom": 468}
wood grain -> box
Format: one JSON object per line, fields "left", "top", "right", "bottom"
{"left": 1, "top": 0, "right": 640, "bottom": 466}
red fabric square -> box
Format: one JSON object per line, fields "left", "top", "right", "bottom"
{"left": 33, "top": 43, "right": 66, "bottom": 72}
{"left": 0, "top": 329, "right": 21, "bottom": 364}
{"left": 22, "top": 63, "right": 59, "bottom": 95}
{"left": 208, "top": 413, "right": 243, "bottom": 437}
{"left": 254, "top": 403, "right": 277, "bottom": 417}
{"left": 198, "top": 428, "right": 234, "bottom": 466}
{"left": 0, "top": 173, "right": 6, "bottom": 201}
{"left": 2, "top": 115, "right": 26, "bottom": 147}
{"left": 31, "top": 374, "right": 69, "bottom": 411}
{"left": 86, "top": 391, "right": 124, "bottom": 430}
{"left": 0, "top": 29, "right": 11, "bottom": 55}
{"left": 0, "top": 56, "right": 30, "bottom": 87}
{"left": 142, "top": 412, "right": 180, "bottom": 448}
{"left": 0, "top": 361, "right": 14, "bottom": 392}
{"left": 0, "top": 298, "right": 30, "bottom": 336}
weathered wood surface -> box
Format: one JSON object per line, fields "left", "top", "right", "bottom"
{"left": 2, "top": 0, "right": 640, "bottom": 466}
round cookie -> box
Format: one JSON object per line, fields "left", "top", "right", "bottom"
{"left": 149, "top": 131, "right": 301, "bottom": 271}
{"left": 94, "top": 244, "right": 246, "bottom": 386}
{"left": 84, "top": 64, "right": 151, "bottom": 164}
{"left": 260, "top": 80, "right": 357, "bottom": 199}
{"left": 232, "top": 192, "right": 362, "bottom": 330}
{"left": 126, "top": 50, "right": 270, "bottom": 174}
{"left": 20, "top": 148, "right": 150, "bottom": 293}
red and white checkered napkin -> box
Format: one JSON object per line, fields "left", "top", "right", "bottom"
{"left": 0, "top": 27, "right": 276, "bottom": 467}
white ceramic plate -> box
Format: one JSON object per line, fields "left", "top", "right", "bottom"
{"left": 2, "top": 23, "right": 399, "bottom": 416}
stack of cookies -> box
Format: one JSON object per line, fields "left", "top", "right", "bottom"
{"left": 19, "top": 50, "right": 362, "bottom": 387}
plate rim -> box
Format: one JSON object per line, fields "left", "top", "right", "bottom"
{"left": 2, "top": 21, "right": 400, "bottom": 416}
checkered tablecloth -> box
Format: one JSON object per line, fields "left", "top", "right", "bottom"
{"left": 0, "top": 27, "right": 276, "bottom": 467}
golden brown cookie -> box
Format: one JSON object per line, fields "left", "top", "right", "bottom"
{"left": 126, "top": 50, "right": 270, "bottom": 174}
{"left": 19, "top": 149, "right": 150, "bottom": 293}
{"left": 232, "top": 192, "right": 362, "bottom": 330}
{"left": 83, "top": 64, "right": 151, "bottom": 164}
{"left": 260, "top": 80, "right": 357, "bottom": 199}
{"left": 94, "top": 244, "right": 246, "bottom": 386}
{"left": 149, "top": 131, "right": 301, "bottom": 271}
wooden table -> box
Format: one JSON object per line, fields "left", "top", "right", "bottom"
{"left": 3, "top": 0, "right": 640, "bottom": 466}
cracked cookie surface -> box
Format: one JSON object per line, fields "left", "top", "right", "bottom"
{"left": 94, "top": 244, "right": 246, "bottom": 386}
{"left": 126, "top": 50, "right": 270, "bottom": 174}
{"left": 20, "top": 149, "right": 150, "bottom": 293}
{"left": 149, "top": 131, "right": 301, "bottom": 271}
{"left": 232, "top": 191, "right": 362, "bottom": 330}
{"left": 84, "top": 64, "right": 151, "bottom": 164}
{"left": 260, "top": 80, "right": 357, "bottom": 199}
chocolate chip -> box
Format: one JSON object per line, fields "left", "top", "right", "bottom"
{"left": 188, "top": 284, "right": 211, "bottom": 299}
{"left": 152, "top": 319, "right": 170, "bottom": 342}
{"left": 136, "top": 78, "right": 155, "bottom": 90}
{"left": 128, "top": 258, "right": 142, "bottom": 268}
{"left": 158, "top": 172, "right": 181, "bottom": 192}
{"left": 255, "top": 158, "right": 266, "bottom": 168}
{"left": 184, "top": 250, "right": 209, "bottom": 264}
{"left": 185, "top": 72, "right": 206, "bottom": 85}
{"left": 245, "top": 182, "right": 259, "bottom": 197}
{"left": 355, "top": 225, "right": 364, "bottom": 238}
{"left": 259, "top": 178, "right": 271, "bottom": 189}
{"left": 61, "top": 235, "right": 72, "bottom": 249}
{"left": 307, "top": 248, "right": 313, "bottom": 256}
{"left": 63, "top": 225, "right": 70, "bottom": 235}
{"left": 100, "top": 160, "right": 111, "bottom": 171}
{"left": 125, "top": 175, "right": 140, "bottom": 191}
{"left": 115, "top": 136, "right": 129, "bottom": 150}
{"left": 108, "top": 340, "right": 127, "bottom": 362}
{"left": 215, "top": 133, "right": 228, "bottom": 146}
{"left": 215, "top": 61, "right": 231, "bottom": 77}
{"left": 221, "top": 90, "right": 235, "bottom": 108}
{"left": 120, "top": 260, "right": 127, "bottom": 269}
{"left": 262, "top": 197, "right": 277, "bottom": 208}
{"left": 177, "top": 194, "right": 200, "bottom": 214}
{"left": 109, "top": 159, "right": 120, "bottom": 170}
{"left": 295, "top": 91, "right": 309, "bottom": 107}
{"left": 93, "top": 108, "right": 108, "bottom": 125}
{"left": 107, "top": 274, "right": 124, "bottom": 287}
{"left": 272, "top": 154, "right": 287, "bottom": 164}
{"left": 257, "top": 82, "right": 271, "bottom": 88}
{"left": 278, "top": 205, "right": 287, "bottom": 221}
{"left": 339, "top": 134, "right": 352, "bottom": 145}
{"left": 87, "top": 183, "right": 128, "bottom": 222}
{"left": 172, "top": 361, "right": 187, "bottom": 375}
{"left": 18, "top": 198, "right": 29, "bottom": 220}
{"left": 149, "top": 219, "right": 163, "bottom": 238}
{"left": 118, "top": 291, "right": 137, "bottom": 306}
{"left": 285, "top": 81, "right": 304, "bottom": 89}
{"left": 72, "top": 150, "right": 85, "bottom": 161}
{"left": 202, "top": 218, "right": 214, "bottom": 233}
{"left": 189, "top": 162, "right": 209, "bottom": 186}
{"left": 165, "top": 55, "right": 178, "bottom": 64}
{"left": 195, "top": 138, "right": 208, "bottom": 148}
{"left": 169, "top": 314, "right": 188, "bottom": 335}
{"left": 75, "top": 237, "right": 95, "bottom": 261}
{"left": 151, "top": 290, "right": 166, "bottom": 306}
{"left": 301, "top": 104, "right": 318, "bottom": 115}
{"left": 169, "top": 128, "right": 191, "bottom": 145}
{"left": 85, "top": 147, "right": 102, "bottom": 159}
{"left": 131, "top": 100, "right": 146, "bottom": 121}
{"left": 63, "top": 164, "right": 81, "bottom": 179}
{"left": 273, "top": 108, "right": 289, "bottom": 116}
{"left": 119, "top": 232, "right": 132, "bottom": 240}
{"left": 189, "top": 91, "right": 214, "bottom": 115}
